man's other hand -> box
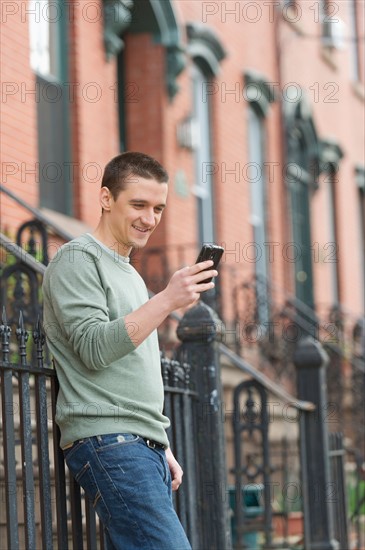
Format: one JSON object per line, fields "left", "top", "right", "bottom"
{"left": 165, "top": 447, "right": 183, "bottom": 491}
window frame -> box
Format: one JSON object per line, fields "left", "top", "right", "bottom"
{"left": 191, "top": 63, "right": 216, "bottom": 246}
{"left": 29, "top": 0, "right": 72, "bottom": 216}
{"left": 247, "top": 103, "right": 270, "bottom": 326}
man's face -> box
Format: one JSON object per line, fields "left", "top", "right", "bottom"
{"left": 103, "top": 176, "right": 168, "bottom": 255}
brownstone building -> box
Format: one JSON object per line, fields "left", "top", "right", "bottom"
{"left": 2, "top": 0, "right": 364, "bottom": 307}
{"left": 1, "top": 0, "right": 364, "bottom": 544}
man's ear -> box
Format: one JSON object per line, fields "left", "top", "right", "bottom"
{"left": 100, "top": 187, "right": 113, "bottom": 212}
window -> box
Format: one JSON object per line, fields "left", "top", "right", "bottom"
{"left": 319, "top": 140, "right": 344, "bottom": 305}
{"left": 192, "top": 64, "right": 215, "bottom": 245}
{"left": 349, "top": 0, "right": 361, "bottom": 81}
{"left": 29, "top": 0, "right": 61, "bottom": 78}
{"left": 186, "top": 22, "right": 226, "bottom": 245}
{"left": 356, "top": 166, "right": 365, "bottom": 309}
{"left": 28, "top": 0, "right": 72, "bottom": 215}
{"left": 284, "top": 95, "right": 321, "bottom": 310}
{"left": 327, "top": 167, "right": 340, "bottom": 303}
{"left": 247, "top": 105, "right": 269, "bottom": 325}
{"left": 320, "top": 0, "right": 344, "bottom": 49}
{"left": 243, "top": 72, "right": 275, "bottom": 323}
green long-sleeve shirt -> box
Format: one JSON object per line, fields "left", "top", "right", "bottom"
{"left": 42, "top": 233, "right": 170, "bottom": 448}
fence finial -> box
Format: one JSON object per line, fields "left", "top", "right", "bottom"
{"left": 34, "top": 315, "right": 46, "bottom": 367}
{"left": 16, "top": 310, "right": 29, "bottom": 364}
{"left": 0, "top": 306, "right": 11, "bottom": 361}
{"left": 2, "top": 305, "right": 7, "bottom": 325}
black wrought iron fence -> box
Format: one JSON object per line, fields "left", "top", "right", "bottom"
{"left": 230, "top": 379, "right": 305, "bottom": 550}
{"left": 0, "top": 309, "right": 204, "bottom": 550}
{"left": 1, "top": 192, "right": 363, "bottom": 550}
{"left": 0, "top": 200, "right": 232, "bottom": 549}
{"left": 347, "top": 448, "right": 365, "bottom": 550}
{"left": 329, "top": 433, "right": 350, "bottom": 550}
{"left": 161, "top": 354, "right": 200, "bottom": 545}
{"left": 0, "top": 309, "right": 62, "bottom": 549}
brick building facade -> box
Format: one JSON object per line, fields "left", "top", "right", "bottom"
{"left": 1, "top": 0, "right": 364, "bottom": 400}
{"left": 1, "top": 3, "right": 364, "bottom": 545}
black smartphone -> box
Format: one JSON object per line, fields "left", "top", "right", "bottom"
{"left": 195, "top": 244, "right": 224, "bottom": 283}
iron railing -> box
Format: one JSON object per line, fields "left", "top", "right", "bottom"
{"left": 329, "top": 433, "right": 350, "bottom": 550}
{"left": 0, "top": 309, "right": 202, "bottom": 549}
{"left": 0, "top": 184, "right": 75, "bottom": 243}
{"left": 2, "top": 185, "right": 364, "bottom": 549}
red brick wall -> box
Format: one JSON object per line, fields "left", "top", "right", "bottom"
{"left": 124, "top": 33, "right": 167, "bottom": 252}
{"left": 1, "top": 0, "right": 364, "bottom": 320}
{"left": 172, "top": 2, "right": 294, "bottom": 320}
{"left": 69, "top": 1, "right": 120, "bottom": 226}
{"left": 0, "top": 2, "right": 39, "bottom": 235}
{"left": 173, "top": 1, "right": 365, "bottom": 318}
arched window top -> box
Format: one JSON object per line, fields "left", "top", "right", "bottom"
{"left": 319, "top": 139, "right": 344, "bottom": 172}
{"left": 186, "top": 22, "right": 226, "bottom": 76}
{"left": 284, "top": 91, "right": 321, "bottom": 184}
{"left": 102, "top": 0, "right": 183, "bottom": 55}
{"left": 102, "top": 0, "right": 186, "bottom": 99}
{"left": 244, "top": 70, "right": 276, "bottom": 117}
{"left": 102, "top": 0, "right": 134, "bottom": 58}
{"left": 128, "top": 0, "right": 181, "bottom": 46}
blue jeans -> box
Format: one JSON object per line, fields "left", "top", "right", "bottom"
{"left": 64, "top": 433, "right": 192, "bottom": 550}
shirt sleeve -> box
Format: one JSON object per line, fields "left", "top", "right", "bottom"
{"left": 43, "top": 246, "right": 136, "bottom": 371}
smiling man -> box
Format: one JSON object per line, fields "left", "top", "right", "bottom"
{"left": 43, "top": 152, "right": 217, "bottom": 550}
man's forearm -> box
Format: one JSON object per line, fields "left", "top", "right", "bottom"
{"left": 124, "top": 290, "right": 172, "bottom": 347}
{"left": 124, "top": 262, "right": 216, "bottom": 348}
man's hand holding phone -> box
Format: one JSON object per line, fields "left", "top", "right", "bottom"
{"left": 161, "top": 245, "right": 224, "bottom": 311}
{"left": 124, "top": 245, "right": 224, "bottom": 347}
{"left": 195, "top": 244, "right": 224, "bottom": 283}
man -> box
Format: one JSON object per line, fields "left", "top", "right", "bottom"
{"left": 43, "top": 152, "right": 217, "bottom": 549}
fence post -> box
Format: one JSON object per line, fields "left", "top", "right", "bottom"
{"left": 294, "top": 336, "right": 339, "bottom": 550}
{"left": 177, "top": 300, "right": 232, "bottom": 550}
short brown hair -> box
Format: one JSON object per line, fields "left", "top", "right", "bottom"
{"left": 101, "top": 152, "right": 169, "bottom": 200}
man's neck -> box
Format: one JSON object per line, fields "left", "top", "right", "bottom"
{"left": 92, "top": 224, "right": 132, "bottom": 257}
